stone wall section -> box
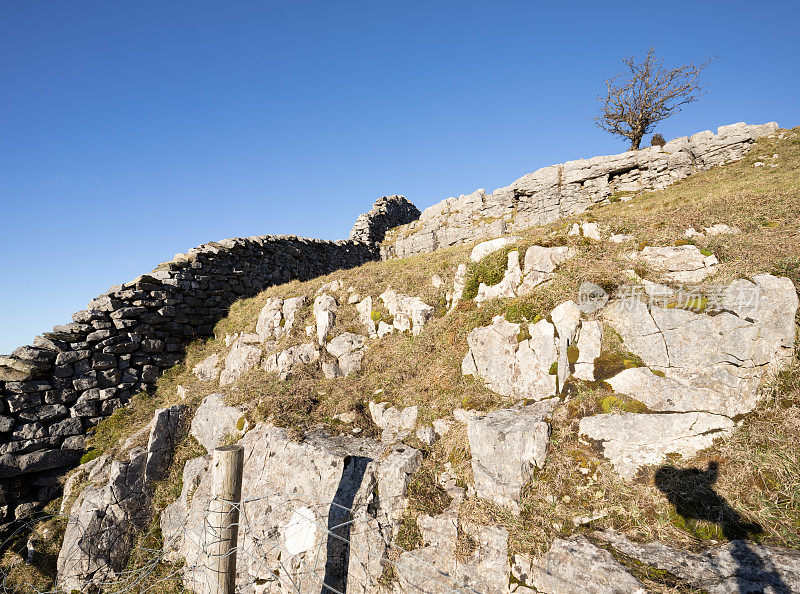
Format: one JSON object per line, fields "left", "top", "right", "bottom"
{"left": 381, "top": 122, "right": 779, "bottom": 258}
{"left": 349, "top": 194, "right": 420, "bottom": 244}
{"left": 0, "top": 195, "right": 414, "bottom": 530}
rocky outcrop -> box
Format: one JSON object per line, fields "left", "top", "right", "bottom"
{"left": 56, "top": 405, "right": 185, "bottom": 591}
{"left": 625, "top": 244, "right": 718, "bottom": 282}
{"left": 519, "top": 535, "right": 647, "bottom": 593}
{"left": 465, "top": 272, "right": 798, "bottom": 479}
{"left": 382, "top": 122, "right": 778, "bottom": 258}
{"left": 378, "top": 288, "right": 435, "bottom": 335}
{"left": 323, "top": 332, "right": 367, "bottom": 379}
{"left": 161, "top": 423, "right": 421, "bottom": 593}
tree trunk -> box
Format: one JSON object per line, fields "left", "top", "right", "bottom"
{"left": 630, "top": 135, "right": 642, "bottom": 150}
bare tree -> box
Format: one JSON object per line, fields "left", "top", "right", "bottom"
{"left": 595, "top": 47, "right": 715, "bottom": 150}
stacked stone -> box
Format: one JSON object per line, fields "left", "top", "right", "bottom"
{"left": 349, "top": 195, "right": 421, "bottom": 245}
{"left": 382, "top": 122, "right": 779, "bottom": 258}
{"left": 0, "top": 194, "right": 414, "bottom": 531}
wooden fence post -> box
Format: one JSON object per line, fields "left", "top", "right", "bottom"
{"left": 205, "top": 445, "right": 244, "bottom": 594}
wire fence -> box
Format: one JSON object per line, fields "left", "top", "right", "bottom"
{"left": 0, "top": 492, "right": 482, "bottom": 594}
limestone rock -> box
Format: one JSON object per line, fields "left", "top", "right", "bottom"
{"left": 625, "top": 245, "right": 718, "bottom": 282}
{"left": 369, "top": 401, "right": 417, "bottom": 436}
{"left": 593, "top": 529, "right": 800, "bottom": 594}
{"left": 322, "top": 333, "right": 366, "bottom": 379}
{"left": 189, "top": 393, "right": 244, "bottom": 453}
{"left": 470, "top": 236, "right": 520, "bottom": 262}
{"left": 604, "top": 275, "right": 798, "bottom": 417}
{"left": 467, "top": 399, "right": 556, "bottom": 513}
{"left": 475, "top": 250, "right": 522, "bottom": 303}
{"left": 282, "top": 296, "right": 306, "bottom": 335}
{"left": 356, "top": 296, "right": 377, "bottom": 338}
{"left": 162, "top": 424, "right": 421, "bottom": 593}
{"left": 265, "top": 342, "right": 319, "bottom": 380}
{"left": 395, "top": 486, "right": 509, "bottom": 593}
{"left": 313, "top": 294, "right": 338, "bottom": 345}
{"left": 377, "top": 320, "right": 394, "bottom": 338}
{"left": 462, "top": 315, "right": 558, "bottom": 400}
{"left": 523, "top": 245, "right": 573, "bottom": 275}
{"left": 578, "top": 412, "right": 735, "bottom": 480}
{"left": 379, "top": 288, "right": 434, "bottom": 335}
{"left": 574, "top": 320, "right": 602, "bottom": 381}
{"left": 255, "top": 297, "right": 284, "bottom": 341}
{"left": 219, "top": 340, "right": 262, "bottom": 386}
{"left": 192, "top": 353, "right": 220, "bottom": 382}
{"left": 529, "top": 535, "right": 646, "bottom": 593}
{"left": 57, "top": 405, "right": 185, "bottom": 592}
{"left": 449, "top": 263, "right": 467, "bottom": 311}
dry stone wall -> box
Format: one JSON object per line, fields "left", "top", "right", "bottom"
{"left": 381, "top": 121, "right": 779, "bottom": 258}
{"left": 0, "top": 195, "right": 417, "bottom": 532}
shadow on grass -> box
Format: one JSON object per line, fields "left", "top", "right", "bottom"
{"left": 655, "top": 461, "right": 791, "bottom": 593}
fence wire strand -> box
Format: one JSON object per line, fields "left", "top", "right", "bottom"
{"left": 0, "top": 492, "right": 480, "bottom": 593}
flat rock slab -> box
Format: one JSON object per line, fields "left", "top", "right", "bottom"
{"left": 579, "top": 411, "right": 734, "bottom": 480}
{"left": 528, "top": 535, "right": 646, "bottom": 593}
{"left": 625, "top": 244, "right": 718, "bottom": 283}
{"left": 594, "top": 529, "right": 800, "bottom": 594}
{"left": 468, "top": 399, "right": 556, "bottom": 513}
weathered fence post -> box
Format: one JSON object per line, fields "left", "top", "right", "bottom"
{"left": 205, "top": 445, "right": 244, "bottom": 594}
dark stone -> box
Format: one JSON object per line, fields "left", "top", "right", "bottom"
{"left": 5, "top": 392, "right": 43, "bottom": 413}
{"left": 49, "top": 417, "right": 83, "bottom": 437}
{"left": 0, "top": 448, "right": 81, "bottom": 478}
{"left": 72, "top": 373, "right": 99, "bottom": 391}
{"left": 55, "top": 350, "right": 90, "bottom": 365}
{"left": 91, "top": 354, "right": 117, "bottom": 370}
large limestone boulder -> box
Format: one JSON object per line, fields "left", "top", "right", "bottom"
{"left": 462, "top": 315, "right": 558, "bottom": 400}
{"left": 57, "top": 405, "right": 185, "bottom": 592}
{"left": 189, "top": 393, "right": 244, "bottom": 453}
{"left": 467, "top": 399, "right": 556, "bottom": 513}
{"left": 579, "top": 412, "right": 735, "bottom": 480}
{"left": 604, "top": 274, "right": 798, "bottom": 418}
{"left": 161, "top": 424, "right": 421, "bottom": 593}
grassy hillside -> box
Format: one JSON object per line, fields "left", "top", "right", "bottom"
{"left": 4, "top": 127, "right": 798, "bottom": 592}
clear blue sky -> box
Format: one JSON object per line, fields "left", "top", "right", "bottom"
{"left": 1, "top": 1, "right": 798, "bottom": 353}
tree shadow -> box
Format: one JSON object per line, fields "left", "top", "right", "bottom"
{"left": 655, "top": 461, "right": 791, "bottom": 593}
